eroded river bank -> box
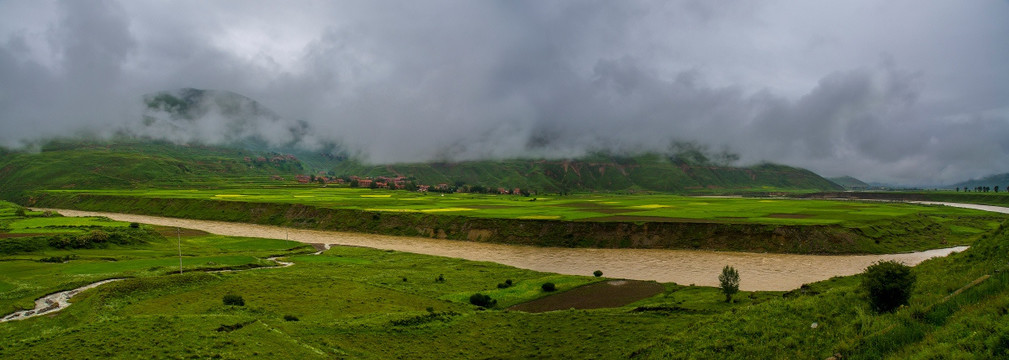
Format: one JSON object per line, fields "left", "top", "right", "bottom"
{"left": 43, "top": 207, "right": 984, "bottom": 291}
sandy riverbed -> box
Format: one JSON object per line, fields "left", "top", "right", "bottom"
{"left": 41, "top": 207, "right": 990, "bottom": 291}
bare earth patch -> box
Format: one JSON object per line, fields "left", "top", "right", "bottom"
{"left": 508, "top": 280, "right": 664, "bottom": 313}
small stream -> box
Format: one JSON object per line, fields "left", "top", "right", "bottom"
{"left": 0, "top": 252, "right": 309, "bottom": 322}
{"left": 1, "top": 279, "right": 125, "bottom": 323}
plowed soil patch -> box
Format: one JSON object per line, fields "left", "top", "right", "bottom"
{"left": 508, "top": 280, "right": 664, "bottom": 313}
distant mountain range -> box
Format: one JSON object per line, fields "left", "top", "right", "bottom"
{"left": 334, "top": 153, "right": 843, "bottom": 194}
{"left": 0, "top": 87, "right": 861, "bottom": 198}
{"left": 951, "top": 173, "right": 1009, "bottom": 190}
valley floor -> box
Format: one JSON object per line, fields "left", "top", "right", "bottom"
{"left": 42, "top": 208, "right": 968, "bottom": 291}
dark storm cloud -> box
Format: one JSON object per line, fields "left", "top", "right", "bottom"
{"left": 1, "top": 0, "right": 1007, "bottom": 185}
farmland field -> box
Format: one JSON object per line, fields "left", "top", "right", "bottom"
{"left": 41, "top": 188, "right": 1000, "bottom": 226}
{"left": 32, "top": 188, "right": 1007, "bottom": 255}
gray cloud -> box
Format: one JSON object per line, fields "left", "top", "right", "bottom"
{"left": 1, "top": 0, "right": 1007, "bottom": 185}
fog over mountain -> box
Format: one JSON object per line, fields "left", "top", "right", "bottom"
{"left": 1, "top": 1, "right": 1007, "bottom": 185}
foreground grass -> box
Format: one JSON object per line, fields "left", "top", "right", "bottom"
{"left": 1, "top": 198, "right": 1006, "bottom": 358}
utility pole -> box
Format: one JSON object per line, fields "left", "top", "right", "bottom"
{"left": 178, "top": 227, "right": 183, "bottom": 275}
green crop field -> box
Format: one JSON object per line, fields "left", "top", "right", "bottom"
{"left": 42, "top": 188, "right": 999, "bottom": 226}
{"left": 1, "top": 199, "right": 1007, "bottom": 358}
{"left": 31, "top": 188, "right": 1006, "bottom": 255}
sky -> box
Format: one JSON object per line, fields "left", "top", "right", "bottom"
{"left": 0, "top": 0, "right": 1007, "bottom": 185}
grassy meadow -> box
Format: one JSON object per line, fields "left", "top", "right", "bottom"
{"left": 0, "top": 200, "right": 1007, "bottom": 358}
{"left": 43, "top": 187, "right": 1003, "bottom": 226}
{"left": 34, "top": 187, "right": 1005, "bottom": 255}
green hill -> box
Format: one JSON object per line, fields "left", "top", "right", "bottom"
{"left": 334, "top": 153, "right": 843, "bottom": 194}
{"left": 0, "top": 139, "right": 842, "bottom": 200}
{"left": 829, "top": 175, "right": 870, "bottom": 190}
{"left": 953, "top": 173, "right": 1009, "bottom": 191}
{"left": 0, "top": 139, "right": 303, "bottom": 199}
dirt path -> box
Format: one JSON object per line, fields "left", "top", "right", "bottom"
{"left": 42, "top": 208, "right": 973, "bottom": 291}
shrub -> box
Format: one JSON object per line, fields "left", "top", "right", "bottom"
{"left": 435, "top": 274, "right": 445, "bottom": 283}
{"left": 541, "top": 282, "right": 556, "bottom": 292}
{"left": 14, "top": 207, "right": 26, "bottom": 217}
{"left": 129, "top": 222, "right": 140, "bottom": 229}
{"left": 469, "top": 293, "right": 496, "bottom": 308}
{"left": 862, "top": 260, "right": 916, "bottom": 313}
{"left": 39, "top": 255, "right": 77, "bottom": 263}
{"left": 593, "top": 270, "right": 603, "bottom": 277}
{"left": 222, "top": 294, "right": 245, "bottom": 306}
{"left": 0, "top": 237, "right": 47, "bottom": 254}
{"left": 719, "top": 265, "right": 740, "bottom": 303}
{"left": 283, "top": 314, "right": 299, "bottom": 321}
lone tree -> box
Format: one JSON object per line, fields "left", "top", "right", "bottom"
{"left": 862, "top": 260, "right": 916, "bottom": 313}
{"left": 718, "top": 265, "right": 740, "bottom": 303}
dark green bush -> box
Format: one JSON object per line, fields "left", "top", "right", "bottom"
{"left": 719, "top": 265, "right": 740, "bottom": 303}
{"left": 469, "top": 293, "right": 496, "bottom": 307}
{"left": 862, "top": 260, "right": 916, "bottom": 313}
{"left": 0, "top": 237, "right": 47, "bottom": 254}
{"left": 541, "top": 282, "right": 556, "bottom": 292}
{"left": 283, "top": 314, "right": 299, "bottom": 321}
{"left": 222, "top": 294, "right": 245, "bottom": 306}
{"left": 39, "top": 254, "right": 78, "bottom": 263}
{"left": 594, "top": 270, "right": 603, "bottom": 277}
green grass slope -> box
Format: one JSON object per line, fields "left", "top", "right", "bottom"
{"left": 335, "top": 153, "right": 844, "bottom": 194}
{"left": 0, "top": 139, "right": 303, "bottom": 199}
{"left": 2, "top": 138, "right": 841, "bottom": 199}
{"left": 829, "top": 175, "right": 871, "bottom": 190}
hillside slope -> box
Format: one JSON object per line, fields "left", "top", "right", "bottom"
{"left": 334, "top": 153, "right": 843, "bottom": 194}
{"left": 0, "top": 139, "right": 303, "bottom": 199}
{"left": 952, "top": 172, "right": 1009, "bottom": 190}
{"left": 828, "top": 175, "right": 870, "bottom": 190}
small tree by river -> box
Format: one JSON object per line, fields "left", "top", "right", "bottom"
{"left": 719, "top": 265, "right": 740, "bottom": 303}
{"left": 862, "top": 260, "right": 915, "bottom": 313}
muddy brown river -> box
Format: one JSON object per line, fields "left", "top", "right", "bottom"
{"left": 43, "top": 204, "right": 1004, "bottom": 291}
